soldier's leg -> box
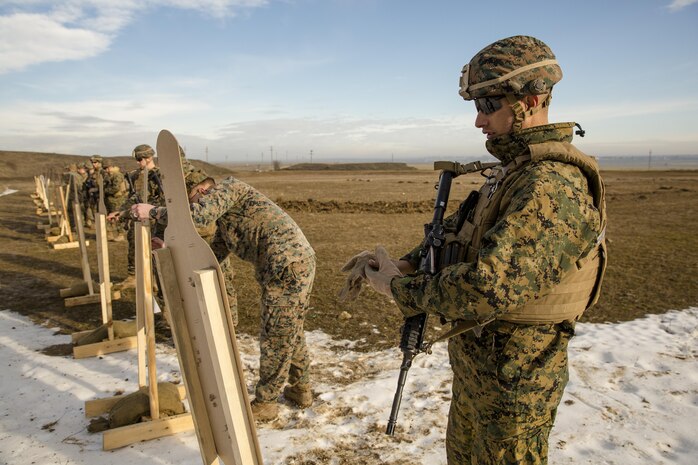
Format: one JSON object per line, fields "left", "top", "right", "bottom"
{"left": 85, "top": 199, "right": 94, "bottom": 226}
{"left": 470, "top": 322, "right": 573, "bottom": 465}
{"left": 286, "top": 257, "right": 315, "bottom": 388}
{"left": 446, "top": 334, "right": 476, "bottom": 464}
{"left": 127, "top": 223, "right": 135, "bottom": 275}
{"left": 219, "top": 255, "right": 238, "bottom": 325}
{"left": 255, "top": 257, "right": 315, "bottom": 402}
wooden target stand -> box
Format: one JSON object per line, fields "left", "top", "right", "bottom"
{"left": 46, "top": 183, "right": 82, "bottom": 250}
{"left": 153, "top": 129, "right": 262, "bottom": 465}
{"left": 32, "top": 175, "right": 50, "bottom": 223}
{"left": 34, "top": 175, "right": 60, "bottom": 231}
{"left": 84, "top": 175, "right": 194, "bottom": 450}
{"left": 71, "top": 175, "right": 131, "bottom": 358}
{"left": 60, "top": 174, "right": 111, "bottom": 307}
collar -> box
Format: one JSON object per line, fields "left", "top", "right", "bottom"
{"left": 485, "top": 122, "right": 577, "bottom": 164}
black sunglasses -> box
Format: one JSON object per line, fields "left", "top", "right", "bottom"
{"left": 474, "top": 96, "right": 504, "bottom": 115}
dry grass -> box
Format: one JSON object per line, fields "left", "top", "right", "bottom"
{"left": 1, "top": 154, "right": 696, "bottom": 351}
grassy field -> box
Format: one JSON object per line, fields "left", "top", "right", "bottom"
{"left": 1, "top": 153, "right": 696, "bottom": 352}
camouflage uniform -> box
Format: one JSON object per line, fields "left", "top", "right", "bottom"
{"left": 388, "top": 36, "right": 606, "bottom": 465}
{"left": 153, "top": 176, "right": 316, "bottom": 403}
{"left": 62, "top": 164, "right": 78, "bottom": 219}
{"left": 103, "top": 162, "right": 128, "bottom": 214}
{"left": 122, "top": 165, "right": 165, "bottom": 275}
{"left": 84, "top": 156, "right": 103, "bottom": 225}
{"left": 75, "top": 165, "right": 89, "bottom": 222}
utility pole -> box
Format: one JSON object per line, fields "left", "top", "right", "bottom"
{"left": 270, "top": 146, "right": 274, "bottom": 163}
{"left": 310, "top": 149, "right": 313, "bottom": 163}
{"left": 648, "top": 149, "right": 652, "bottom": 170}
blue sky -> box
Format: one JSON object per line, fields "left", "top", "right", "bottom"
{"left": 0, "top": 0, "right": 696, "bottom": 163}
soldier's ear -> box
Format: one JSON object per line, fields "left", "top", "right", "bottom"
{"left": 524, "top": 95, "right": 540, "bottom": 110}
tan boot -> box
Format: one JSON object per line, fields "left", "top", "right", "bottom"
{"left": 250, "top": 400, "right": 279, "bottom": 422}
{"left": 283, "top": 384, "right": 313, "bottom": 409}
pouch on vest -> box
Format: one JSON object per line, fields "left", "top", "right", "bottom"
{"left": 440, "top": 190, "right": 479, "bottom": 266}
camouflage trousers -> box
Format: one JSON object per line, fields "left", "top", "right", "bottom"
{"left": 446, "top": 320, "right": 574, "bottom": 465}
{"left": 255, "top": 256, "right": 316, "bottom": 403}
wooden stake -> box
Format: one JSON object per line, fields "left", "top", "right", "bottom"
{"left": 70, "top": 173, "right": 94, "bottom": 295}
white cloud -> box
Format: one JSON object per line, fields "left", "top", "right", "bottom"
{"left": 667, "top": 0, "right": 698, "bottom": 11}
{"left": 0, "top": 13, "right": 111, "bottom": 73}
{"left": 0, "top": 0, "right": 269, "bottom": 74}
{"left": 0, "top": 95, "right": 209, "bottom": 139}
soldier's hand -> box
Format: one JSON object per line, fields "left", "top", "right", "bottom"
{"left": 364, "top": 246, "right": 403, "bottom": 298}
{"left": 151, "top": 237, "right": 165, "bottom": 250}
{"left": 106, "top": 211, "right": 121, "bottom": 222}
{"left": 337, "top": 250, "right": 374, "bottom": 302}
{"left": 131, "top": 203, "right": 154, "bottom": 221}
{"left": 340, "top": 250, "right": 374, "bottom": 273}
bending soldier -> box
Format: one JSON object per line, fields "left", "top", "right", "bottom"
{"left": 132, "top": 176, "right": 316, "bottom": 422}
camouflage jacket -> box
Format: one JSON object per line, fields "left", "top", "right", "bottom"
{"left": 67, "top": 172, "right": 86, "bottom": 202}
{"left": 104, "top": 170, "right": 128, "bottom": 198}
{"left": 122, "top": 166, "right": 165, "bottom": 211}
{"left": 154, "top": 176, "right": 314, "bottom": 281}
{"left": 104, "top": 170, "right": 128, "bottom": 212}
{"left": 391, "top": 123, "right": 605, "bottom": 323}
{"left": 84, "top": 168, "right": 103, "bottom": 198}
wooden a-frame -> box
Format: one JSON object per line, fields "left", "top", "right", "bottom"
{"left": 61, "top": 173, "right": 116, "bottom": 307}
{"left": 72, "top": 174, "right": 134, "bottom": 359}
{"left": 153, "top": 129, "right": 263, "bottom": 465}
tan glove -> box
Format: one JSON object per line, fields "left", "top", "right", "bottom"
{"left": 364, "top": 246, "right": 403, "bottom": 298}
{"left": 337, "top": 250, "right": 375, "bottom": 302}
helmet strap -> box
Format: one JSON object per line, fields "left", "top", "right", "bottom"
{"left": 505, "top": 93, "right": 552, "bottom": 131}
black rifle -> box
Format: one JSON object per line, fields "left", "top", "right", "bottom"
{"left": 125, "top": 171, "right": 141, "bottom": 204}
{"left": 148, "top": 169, "right": 165, "bottom": 200}
{"left": 385, "top": 164, "right": 455, "bottom": 435}
{"left": 125, "top": 169, "right": 165, "bottom": 205}
{"left": 385, "top": 160, "right": 496, "bottom": 435}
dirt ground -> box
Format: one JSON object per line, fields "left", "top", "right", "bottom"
{"left": 1, "top": 164, "right": 697, "bottom": 352}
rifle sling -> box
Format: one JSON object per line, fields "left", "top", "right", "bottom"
{"left": 425, "top": 317, "right": 494, "bottom": 350}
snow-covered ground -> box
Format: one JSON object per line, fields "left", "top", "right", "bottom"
{"left": 0, "top": 188, "right": 18, "bottom": 197}
{"left": 1, "top": 308, "right": 696, "bottom": 465}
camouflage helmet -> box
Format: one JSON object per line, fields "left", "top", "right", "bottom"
{"left": 459, "top": 35, "right": 562, "bottom": 100}
{"left": 102, "top": 158, "right": 113, "bottom": 168}
{"left": 132, "top": 144, "right": 155, "bottom": 159}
